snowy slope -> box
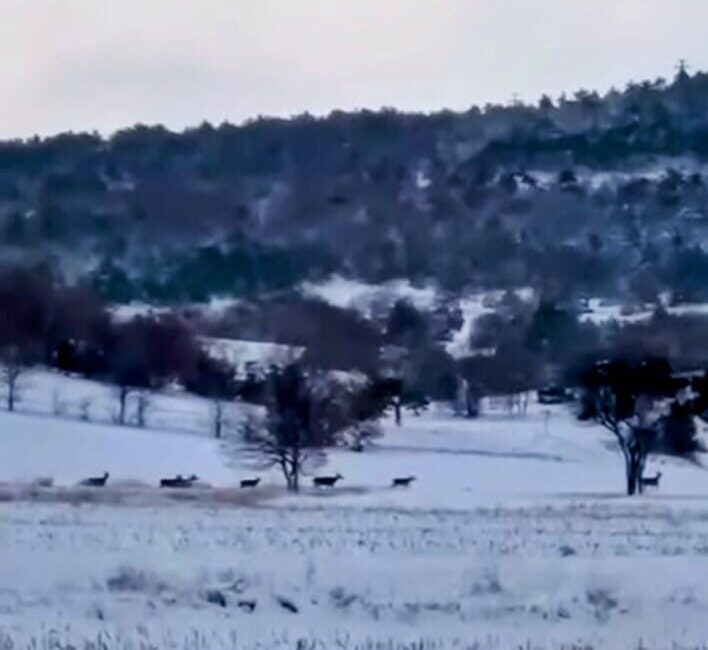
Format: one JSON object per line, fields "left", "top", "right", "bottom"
{"left": 10, "top": 368, "right": 254, "bottom": 436}
{"left": 300, "top": 275, "right": 438, "bottom": 313}
{"left": 0, "top": 411, "right": 237, "bottom": 487}
{"left": 2, "top": 378, "right": 707, "bottom": 506}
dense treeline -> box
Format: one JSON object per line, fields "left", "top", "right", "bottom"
{"left": 4, "top": 68, "right": 708, "bottom": 302}
{"left": 0, "top": 264, "right": 235, "bottom": 402}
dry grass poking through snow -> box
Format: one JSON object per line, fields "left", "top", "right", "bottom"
{"left": 0, "top": 483, "right": 278, "bottom": 508}
{"left": 4, "top": 628, "right": 708, "bottom": 650}
{"left": 4, "top": 501, "right": 708, "bottom": 646}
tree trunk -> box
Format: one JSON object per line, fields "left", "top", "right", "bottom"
{"left": 136, "top": 393, "right": 149, "bottom": 428}
{"left": 282, "top": 456, "right": 300, "bottom": 493}
{"left": 118, "top": 387, "right": 128, "bottom": 425}
{"left": 7, "top": 379, "right": 14, "bottom": 412}
{"left": 291, "top": 449, "right": 301, "bottom": 493}
{"left": 394, "top": 399, "right": 402, "bottom": 426}
{"left": 625, "top": 456, "right": 638, "bottom": 495}
{"left": 623, "top": 441, "right": 644, "bottom": 496}
{"left": 465, "top": 390, "right": 479, "bottom": 418}
{"left": 213, "top": 401, "right": 223, "bottom": 438}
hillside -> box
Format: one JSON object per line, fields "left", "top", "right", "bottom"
{"left": 4, "top": 68, "right": 708, "bottom": 307}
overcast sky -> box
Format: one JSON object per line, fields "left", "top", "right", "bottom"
{"left": 2, "top": 0, "right": 708, "bottom": 138}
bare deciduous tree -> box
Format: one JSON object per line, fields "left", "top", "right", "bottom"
{"left": 210, "top": 399, "right": 237, "bottom": 439}
{"left": 244, "top": 365, "right": 383, "bottom": 491}
{"left": 134, "top": 390, "right": 151, "bottom": 428}
{"left": 580, "top": 358, "right": 701, "bottom": 495}
{"left": 244, "top": 365, "right": 324, "bottom": 492}
{"left": 112, "top": 386, "right": 133, "bottom": 425}
{"left": 0, "top": 347, "right": 29, "bottom": 412}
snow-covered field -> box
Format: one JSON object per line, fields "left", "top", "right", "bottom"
{"left": 3, "top": 381, "right": 708, "bottom": 647}
{"left": 10, "top": 368, "right": 251, "bottom": 438}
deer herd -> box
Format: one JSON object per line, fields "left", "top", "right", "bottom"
{"left": 75, "top": 471, "right": 663, "bottom": 492}
{"left": 75, "top": 471, "right": 422, "bottom": 490}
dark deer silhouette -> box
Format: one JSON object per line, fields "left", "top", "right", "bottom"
{"left": 391, "top": 476, "right": 416, "bottom": 488}
{"left": 159, "top": 474, "right": 198, "bottom": 488}
{"left": 80, "top": 472, "right": 109, "bottom": 487}
{"left": 238, "top": 599, "right": 256, "bottom": 613}
{"left": 240, "top": 477, "right": 261, "bottom": 489}
{"left": 640, "top": 471, "right": 662, "bottom": 489}
{"left": 313, "top": 473, "right": 343, "bottom": 488}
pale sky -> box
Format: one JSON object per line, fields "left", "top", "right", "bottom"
{"left": 1, "top": 0, "right": 707, "bottom": 138}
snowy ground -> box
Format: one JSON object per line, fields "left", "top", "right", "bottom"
{"left": 300, "top": 276, "right": 438, "bottom": 314}
{"left": 3, "top": 386, "right": 708, "bottom": 647}
{"left": 9, "top": 368, "right": 252, "bottom": 438}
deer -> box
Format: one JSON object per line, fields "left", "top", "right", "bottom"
{"left": 391, "top": 476, "right": 416, "bottom": 488}
{"left": 240, "top": 477, "right": 261, "bottom": 489}
{"left": 640, "top": 471, "right": 662, "bottom": 489}
{"left": 80, "top": 472, "right": 109, "bottom": 487}
{"left": 313, "top": 473, "right": 343, "bottom": 488}
{"left": 159, "top": 474, "right": 198, "bottom": 488}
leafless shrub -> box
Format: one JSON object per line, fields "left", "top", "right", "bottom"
{"left": 0, "top": 347, "right": 29, "bottom": 412}
{"left": 585, "top": 586, "right": 619, "bottom": 622}
{"left": 106, "top": 565, "right": 168, "bottom": 594}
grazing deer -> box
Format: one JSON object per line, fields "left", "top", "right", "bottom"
{"left": 159, "top": 474, "right": 198, "bottom": 488}
{"left": 240, "top": 477, "right": 261, "bottom": 489}
{"left": 80, "top": 472, "right": 109, "bottom": 487}
{"left": 313, "top": 473, "right": 343, "bottom": 488}
{"left": 391, "top": 476, "right": 416, "bottom": 488}
{"left": 640, "top": 471, "right": 662, "bottom": 489}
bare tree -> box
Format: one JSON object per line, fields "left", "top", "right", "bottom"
{"left": 244, "top": 365, "right": 324, "bottom": 492}
{"left": 243, "top": 365, "right": 383, "bottom": 491}
{"left": 112, "top": 385, "right": 134, "bottom": 425}
{"left": 579, "top": 358, "right": 699, "bottom": 495}
{"left": 210, "top": 399, "right": 237, "bottom": 439}
{"left": 583, "top": 379, "right": 655, "bottom": 496}
{"left": 0, "top": 347, "right": 29, "bottom": 412}
{"left": 134, "top": 390, "right": 151, "bottom": 428}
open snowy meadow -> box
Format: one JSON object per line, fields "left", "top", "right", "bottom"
{"left": 3, "top": 372, "right": 708, "bottom": 648}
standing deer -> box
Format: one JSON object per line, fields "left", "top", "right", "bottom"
{"left": 240, "top": 477, "right": 261, "bottom": 489}
{"left": 639, "top": 471, "right": 662, "bottom": 489}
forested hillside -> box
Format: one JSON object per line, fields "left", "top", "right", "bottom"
{"left": 3, "top": 66, "right": 708, "bottom": 304}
